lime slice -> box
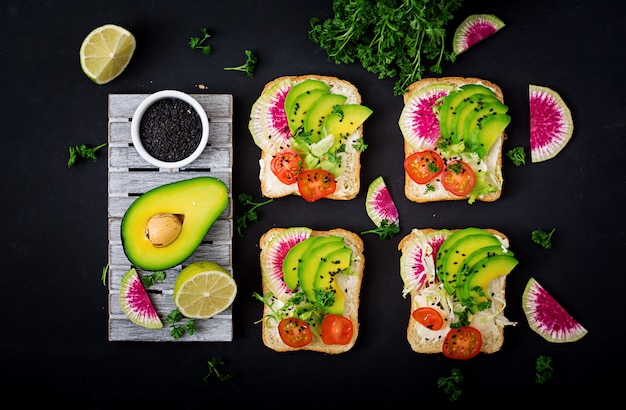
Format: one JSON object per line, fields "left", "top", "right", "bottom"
{"left": 79, "top": 24, "right": 136, "bottom": 85}
{"left": 173, "top": 261, "right": 237, "bottom": 319}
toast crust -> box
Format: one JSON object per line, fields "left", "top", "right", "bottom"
{"left": 399, "top": 228, "right": 511, "bottom": 355}
{"left": 253, "top": 75, "right": 365, "bottom": 201}
{"left": 401, "top": 77, "right": 507, "bottom": 203}
{"left": 259, "top": 227, "right": 365, "bottom": 353}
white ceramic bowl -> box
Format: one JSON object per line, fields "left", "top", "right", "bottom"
{"left": 131, "top": 90, "right": 209, "bottom": 169}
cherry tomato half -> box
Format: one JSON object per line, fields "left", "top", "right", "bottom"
{"left": 270, "top": 148, "right": 303, "bottom": 185}
{"left": 412, "top": 307, "right": 444, "bottom": 331}
{"left": 442, "top": 326, "right": 482, "bottom": 360}
{"left": 278, "top": 318, "right": 312, "bottom": 348}
{"left": 297, "top": 169, "right": 337, "bottom": 202}
{"left": 321, "top": 314, "right": 354, "bottom": 345}
{"left": 441, "top": 160, "right": 476, "bottom": 196}
{"left": 404, "top": 150, "right": 444, "bottom": 184}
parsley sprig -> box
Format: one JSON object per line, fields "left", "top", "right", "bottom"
{"left": 309, "top": 0, "right": 464, "bottom": 95}
{"left": 535, "top": 355, "right": 554, "bottom": 384}
{"left": 165, "top": 309, "right": 195, "bottom": 340}
{"left": 437, "top": 368, "right": 463, "bottom": 401}
{"left": 68, "top": 143, "right": 107, "bottom": 167}
{"left": 507, "top": 147, "right": 526, "bottom": 166}
{"left": 202, "top": 357, "right": 235, "bottom": 382}
{"left": 140, "top": 270, "right": 165, "bottom": 288}
{"left": 235, "top": 193, "right": 273, "bottom": 237}
{"left": 189, "top": 28, "right": 212, "bottom": 56}
{"left": 361, "top": 219, "right": 400, "bottom": 240}
{"left": 224, "top": 49, "right": 257, "bottom": 77}
{"left": 532, "top": 228, "right": 556, "bottom": 249}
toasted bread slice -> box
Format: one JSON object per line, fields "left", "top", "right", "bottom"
{"left": 398, "top": 228, "right": 514, "bottom": 355}
{"left": 400, "top": 77, "right": 507, "bottom": 203}
{"left": 258, "top": 227, "right": 365, "bottom": 353}
{"left": 250, "top": 75, "right": 365, "bottom": 200}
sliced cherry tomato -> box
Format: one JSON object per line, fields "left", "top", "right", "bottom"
{"left": 404, "top": 150, "right": 444, "bottom": 184}
{"left": 297, "top": 169, "right": 336, "bottom": 202}
{"left": 278, "top": 318, "right": 312, "bottom": 348}
{"left": 321, "top": 314, "right": 354, "bottom": 345}
{"left": 270, "top": 148, "right": 303, "bottom": 185}
{"left": 441, "top": 160, "right": 476, "bottom": 196}
{"left": 412, "top": 307, "right": 444, "bottom": 331}
{"left": 442, "top": 326, "right": 482, "bottom": 360}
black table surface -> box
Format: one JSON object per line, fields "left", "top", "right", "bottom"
{"left": 2, "top": 0, "right": 625, "bottom": 407}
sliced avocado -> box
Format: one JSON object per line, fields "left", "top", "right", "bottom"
{"left": 313, "top": 246, "right": 352, "bottom": 315}
{"left": 435, "top": 227, "right": 489, "bottom": 282}
{"left": 440, "top": 233, "right": 502, "bottom": 295}
{"left": 121, "top": 176, "right": 228, "bottom": 271}
{"left": 282, "top": 236, "right": 318, "bottom": 290}
{"left": 303, "top": 93, "right": 348, "bottom": 142}
{"left": 466, "top": 113, "right": 511, "bottom": 157}
{"left": 298, "top": 236, "right": 344, "bottom": 302}
{"left": 464, "top": 254, "right": 518, "bottom": 313}
{"left": 452, "top": 95, "right": 504, "bottom": 145}
{"left": 321, "top": 104, "right": 373, "bottom": 150}
{"left": 456, "top": 245, "right": 513, "bottom": 302}
{"left": 439, "top": 84, "right": 494, "bottom": 141}
{"left": 284, "top": 79, "right": 330, "bottom": 118}
{"left": 286, "top": 88, "right": 328, "bottom": 135}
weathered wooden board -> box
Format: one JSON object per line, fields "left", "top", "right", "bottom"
{"left": 108, "top": 93, "right": 234, "bottom": 342}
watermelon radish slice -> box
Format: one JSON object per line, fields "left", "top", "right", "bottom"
{"left": 398, "top": 83, "right": 455, "bottom": 150}
{"left": 399, "top": 229, "right": 450, "bottom": 297}
{"left": 261, "top": 227, "right": 312, "bottom": 302}
{"left": 453, "top": 14, "right": 505, "bottom": 55}
{"left": 529, "top": 84, "right": 574, "bottom": 163}
{"left": 248, "top": 77, "right": 294, "bottom": 155}
{"left": 119, "top": 268, "right": 163, "bottom": 329}
{"left": 365, "top": 176, "right": 399, "bottom": 228}
{"left": 522, "top": 277, "right": 587, "bottom": 343}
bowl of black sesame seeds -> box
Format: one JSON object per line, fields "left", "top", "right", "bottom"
{"left": 131, "top": 90, "right": 209, "bottom": 169}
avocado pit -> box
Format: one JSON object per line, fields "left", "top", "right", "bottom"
{"left": 145, "top": 213, "right": 183, "bottom": 247}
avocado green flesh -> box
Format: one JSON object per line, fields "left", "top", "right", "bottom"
{"left": 452, "top": 95, "right": 505, "bottom": 145}
{"left": 322, "top": 104, "right": 373, "bottom": 150}
{"left": 297, "top": 236, "right": 344, "bottom": 301}
{"left": 440, "top": 233, "right": 502, "bottom": 295}
{"left": 283, "top": 236, "right": 340, "bottom": 290}
{"left": 456, "top": 245, "right": 512, "bottom": 300}
{"left": 121, "top": 176, "right": 228, "bottom": 271}
{"left": 467, "top": 113, "right": 511, "bottom": 157}
{"left": 435, "top": 227, "right": 488, "bottom": 282}
{"left": 283, "top": 79, "right": 330, "bottom": 120}
{"left": 313, "top": 246, "right": 352, "bottom": 315}
{"left": 287, "top": 89, "right": 329, "bottom": 135}
{"left": 439, "top": 84, "right": 494, "bottom": 140}
{"left": 303, "top": 93, "right": 348, "bottom": 142}
{"left": 464, "top": 254, "right": 518, "bottom": 312}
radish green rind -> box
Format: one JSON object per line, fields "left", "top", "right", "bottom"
{"left": 119, "top": 268, "right": 163, "bottom": 329}
{"left": 365, "top": 176, "right": 399, "bottom": 228}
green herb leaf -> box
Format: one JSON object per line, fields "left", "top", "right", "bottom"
{"left": 532, "top": 228, "right": 556, "bottom": 249}
{"left": 68, "top": 142, "right": 107, "bottom": 167}
{"left": 101, "top": 264, "right": 109, "bottom": 286}
{"left": 437, "top": 368, "right": 463, "bottom": 401}
{"left": 361, "top": 219, "right": 400, "bottom": 240}
{"left": 235, "top": 193, "right": 273, "bottom": 237}
{"left": 507, "top": 146, "right": 526, "bottom": 166}
{"left": 224, "top": 49, "right": 257, "bottom": 77}
{"left": 141, "top": 270, "right": 166, "bottom": 288}
{"left": 202, "top": 357, "right": 235, "bottom": 382}
{"left": 165, "top": 308, "right": 195, "bottom": 340}
{"left": 189, "top": 28, "right": 212, "bottom": 56}
{"left": 309, "top": 0, "right": 465, "bottom": 96}
{"left": 535, "top": 355, "right": 554, "bottom": 384}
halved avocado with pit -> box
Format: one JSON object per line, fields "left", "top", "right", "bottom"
{"left": 121, "top": 176, "right": 228, "bottom": 271}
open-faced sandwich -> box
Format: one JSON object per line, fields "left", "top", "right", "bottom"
{"left": 398, "top": 77, "right": 510, "bottom": 203}
{"left": 255, "top": 227, "right": 364, "bottom": 353}
{"left": 398, "top": 227, "right": 518, "bottom": 359}
{"left": 248, "top": 75, "right": 372, "bottom": 202}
